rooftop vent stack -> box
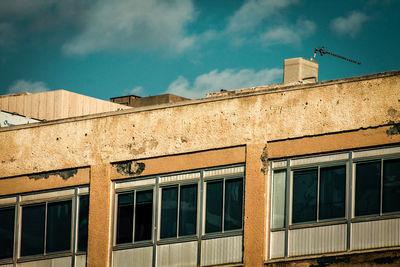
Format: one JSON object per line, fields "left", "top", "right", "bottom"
{"left": 283, "top": 57, "right": 318, "bottom": 84}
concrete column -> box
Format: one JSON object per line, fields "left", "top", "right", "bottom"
{"left": 87, "top": 163, "right": 113, "bottom": 267}
{"left": 243, "top": 144, "right": 268, "bottom": 267}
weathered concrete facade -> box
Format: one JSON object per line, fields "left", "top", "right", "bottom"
{"left": 0, "top": 70, "right": 399, "bottom": 267}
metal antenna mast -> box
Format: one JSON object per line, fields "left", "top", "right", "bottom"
{"left": 313, "top": 47, "right": 361, "bottom": 65}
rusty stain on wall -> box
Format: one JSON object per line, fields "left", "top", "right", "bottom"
{"left": 386, "top": 121, "right": 400, "bottom": 135}
{"left": 260, "top": 145, "right": 268, "bottom": 175}
{"left": 28, "top": 168, "right": 78, "bottom": 180}
{"left": 115, "top": 161, "right": 145, "bottom": 176}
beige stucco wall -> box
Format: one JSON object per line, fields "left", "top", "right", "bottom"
{"left": 0, "top": 72, "right": 399, "bottom": 178}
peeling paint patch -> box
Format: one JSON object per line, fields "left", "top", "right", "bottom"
{"left": 28, "top": 169, "right": 78, "bottom": 180}
{"left": 386, "top": 120, "right": 400, "bottom": 135}
{"left": 115, "top": 161, "right": 145, "bottom": 176}
{"left": 260, "top": 145, "right": 268, "bottom": 175}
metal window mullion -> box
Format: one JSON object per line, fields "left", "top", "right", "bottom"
{"left": 380, "top": 159, "right": 384, "bottom": 215}
{"left": 71, "top": 189, "right": 79, "bottom": 267}
{"left": 346, "top": 153, "right": 353, "bottom": 251}
{"left": 284, "top": 160, "right": 290, "bottom": 258}
{"left": 316, "top": 166, "right": 320, "bottom": 222}
{"left": 134, "top": 191, "right": 137, "bottom": 243}
{"left": 177, "top": 185, "right": 181, "bottom": 238}
{"left": 44, "top": 202, "right": 48, "bottom": 255}
{"left": 222, "top": 178, "right": 226, "bottom": 232}
{"left": 197, "top": 171, "right": 204, "bottom": 267}
{"left": 152, "top": 177, "right": 160, "bottom": 267}
{"left": 13, "top": 196, "right": 21, "bottom": 266}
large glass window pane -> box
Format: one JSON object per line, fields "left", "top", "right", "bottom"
{"left": 160, "top": 187, "right": 178, "bottom": 239}
{"left": 205, "top": 181, "right": 223, "bottom": 233}
{"left": 224, "top": 178, "right": 243, "bottom": 231}
{"left": 0, "top": 207, "right": 14, "bottom": 259}
{"left": 319, "top": 166, "right": 346, "bottom": 220}
{"left": 21, "top": 204, "right": 45, "bottom": 256}
{"left": 355, "top": 161, "right": 381, "bottom": 216}
{"left": 292, "top": 169, "right": 318, "bottom": 223}
{"left": 271, "top": 170, "right": 286, "bottom": 229}
{"left": 78, "top": 195, "right": 89, "bottom": 252}
{"left": 383, "top": 159, "right": 400, "bottom": 213}
{"left": 46, "top": 200, "right": 72, "bottom": 253}
{"left": 135, "top": 190, "right": 153, "bottom": 241}
{"left": 116, "top": 193, "right": 134, "bottom": 244}
{"left": 179, "top": 184, "right": 197, "bottom": 236}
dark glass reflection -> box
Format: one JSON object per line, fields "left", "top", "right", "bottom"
{"left": 224, "top": 178, "right": 243, "bottom": 231}
{"left": 355, "top": 161, "right": 381, "bottom": 216}
{"left": 78, "top": 195, "right": 89, "bottom": 252}
{"left": 319, "top": 166, "right": 346, "bottom": 220}
{"left": 46, "top": 200, "right": 72, "bottom": 253}
{"left": 383, "top": 159, "right": 400, "bottom": 213}
{"left": 134, "top": 190, "right": 153, "bottom": 241}
{"left": 116, "top": 193, "right": 134, "bottom": 244}
{"left": 21, "top": 204, "right": 45, "bottom": 256}
{"left": 205, "top": 181, "right": 223, "bottom": 233}
{"left": 179, "top": 184, "right": 197, "bottom": 236}
{"left": 0, "top": 207, "right": 15, "bottom": 259}
{"left": 292, "top": 169, "right": 318, "bottom": 223}
{"left": 160, "top": 187, "right": 178, "bottom": 239}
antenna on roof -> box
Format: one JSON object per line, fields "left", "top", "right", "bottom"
{"left": 313, "top": 47, "right": 361, "bottom": 65}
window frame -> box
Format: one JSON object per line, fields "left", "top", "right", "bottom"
{"left": 353, "top": 156, "right": 400, "bottom": 219}
{"left": 0, "top": 186, "right": 89, "bottom": 265}
{"left": 203, "top": 174, "right": 245, "bottom": 237}
{"left": 289, "top": 162, "right": 348, "bottom": 226}
{"left": 114, "top": 186, "right": 155, "bottom": 248}
{"left": 158, "top": 181, "right": 200, "bottom": 241}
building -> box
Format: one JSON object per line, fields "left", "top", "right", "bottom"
{"left": 0, "top": 58, "right": 400, "bottom": 267}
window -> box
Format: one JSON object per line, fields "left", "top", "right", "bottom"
{"left": 355, "top": 159, "right": 400, "bottom": 217}
{"left": 77, "top": 195, "right": 89, "bottom": 252}
{"left": 116, "top": 189, "right": 153, "bottom": 244}
{"left": 21, "top": 200, "right": 72, "bottom": 257}
{"left": 205, "top": 178, "right": 243, "bottom": 233}
{"left": 160, "top": 184, "right": 198, "bottom": 239}
{"left": 271, "top": 170, "right": 286, "bottom": 229}
{"left": 292, "top": 166, "right": 346, "bottom": 224}
{"left": 0, "top": 206, "right": 15, "bottom": 260}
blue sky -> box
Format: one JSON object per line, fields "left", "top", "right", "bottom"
{"left": 1, "top": 0, "right": 399, "bottom": 100}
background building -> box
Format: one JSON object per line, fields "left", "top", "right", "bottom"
{"left": 0, "top": 58, "right": 399, "bottom": 267}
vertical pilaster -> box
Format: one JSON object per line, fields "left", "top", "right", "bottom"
{"left": 87, "top": 164, "right": 112, "bottom": 267}
{"left": 243, "top": 144, "right": 268, "bottom": 267}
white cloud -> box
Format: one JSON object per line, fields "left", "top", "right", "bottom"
{"left": 7, "top": 80, "right": 50, "bottom": 94}
{"left": 330, "top": 11, "right": 369, "bottom": 38}
{"left": 259, "top": 19, "right": 316, "bottom": 47}
{"left": 123, "top": 86, "right": 144, "bottom": 96}
{"left": 166, "top": 68, "right": 282, "bottom": 99}
{"left": 62, "top": 0, "right": 196, "bottom": 56}
{"left": 226, "top": 0, "right": 298, "bottom": 33}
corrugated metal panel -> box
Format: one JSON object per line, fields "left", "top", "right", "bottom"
{"left": 353, "top": 146, "right": 400, "bottom": 159}
{"left": 290, "top": 153, "right": 348, "bottom": 167}
{"left": 201, "top": 236, "right": 242, "bottom": 266}
{"left": 75, "top": 255, "right": 86, "bottom": 267}
{"left": 272, "top": 161, "right": 287, "bottom": 169}
{"left": 115, "top": 178, "right": 156, "bottom": 190}
{"left": 203, "top": 166, "right": 244, "bottom": 178}
{"left": 159, "top": 172, "right": 200, "bottom": 184}
{"left": 270, "top": 231, "right": 285, "bottom": 259}
{"left": 112, "top": 247, "right": 153, "bottom": 267}
{"left": 18, "top": 257, "right": 72, "bottom": 267}
{"left": 21, "top": 189, "right": 74, "bottom": 203}
{"left": 351, "top": 218, "right": 400, "bottom": 250}
{"left": 0, "top": 196, "right": 16, "bottom": 205}
{"left": 288, "top": 224, "right": 346, "bottom": 256}
{"left": 157, "top": 241, "right": 197, "bottom": 267}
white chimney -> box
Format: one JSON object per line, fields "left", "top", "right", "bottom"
{"left": 283, "top": 57, "right": 318, "bottom": 84}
